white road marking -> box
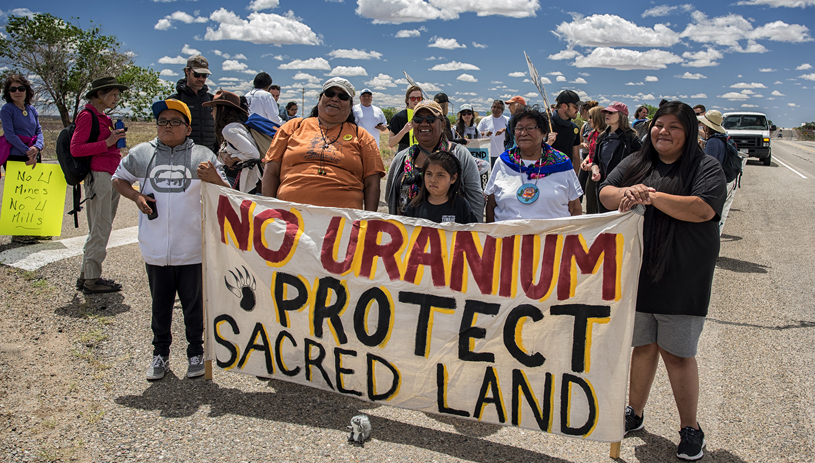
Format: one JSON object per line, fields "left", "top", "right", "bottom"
{"left": 772, "top": 155, "right": 808, "bottom": 179}
{"left": 0, "top": 226, "right": 139, "bottom": 271}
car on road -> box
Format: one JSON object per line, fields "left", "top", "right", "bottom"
{"left": 722, "top": 112, "right": 774, "bottom": 166}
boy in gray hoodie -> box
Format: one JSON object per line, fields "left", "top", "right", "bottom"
{"left": 112, "top": 99, "right": 228, "bottom": 380}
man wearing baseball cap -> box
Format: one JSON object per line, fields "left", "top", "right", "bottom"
{"left": 503, "top": 95, "right": 527, "bottom": 150}
{"left": 112, "top": 99, "right": 227, "bottom": 381}
{"left": 169, "top": 55, "right": 216, "bottom": 152}
{"left": 550, "top": 90, "right": 584, "bottom": 172}
{"left": 353, "top": 88, "right": 388, "bottom": 149}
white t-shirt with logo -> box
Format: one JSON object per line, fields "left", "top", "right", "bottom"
{"left": 477, "top": 115, "right": 509, "bottom": 159}
{"left": 353, "top": 104, "right": 387, "bottom": 149}
{"left": 485, "top": 157, "right": 583, "bottom": 221}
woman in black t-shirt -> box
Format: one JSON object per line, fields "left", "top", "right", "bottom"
{"left": 598, "top": 101, "right": 726, "bottom": 461}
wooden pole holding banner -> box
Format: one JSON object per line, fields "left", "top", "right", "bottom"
{"left": 610, "top": 441, "right": 621, "bottom": 458}
{"left": 403, "top": 71, "right": 430, "bottom": 101}
{"left": 523, "top": 51, "right": 554, "bottom": 133}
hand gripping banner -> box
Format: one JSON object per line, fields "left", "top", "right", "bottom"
{"left": 202, "top": 184, "right": 644, "bottom": 442}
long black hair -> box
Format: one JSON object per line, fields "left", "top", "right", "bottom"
{"left": 618, "top": 101, "right": 705, "bottom": 281}
{"left": 409, "top": 151, "right": 463, "bottom": 207}
{"left": 214, "top": 104, "right": 249, "bottom": 147}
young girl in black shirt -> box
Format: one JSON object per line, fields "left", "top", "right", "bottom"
{"left": 403, "top": 151, "right": 478, "bottom": 224}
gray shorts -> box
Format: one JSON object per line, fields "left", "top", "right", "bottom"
{"left": 632, "top": 312, "right": 705, "bottom": 358}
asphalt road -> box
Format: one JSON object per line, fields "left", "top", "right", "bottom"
{"left": 0, "top": 144, "right": 814, "bottom": 461}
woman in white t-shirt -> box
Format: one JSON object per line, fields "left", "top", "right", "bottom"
{"left": 485, "top": 106, "right": 583, "bottom": 221}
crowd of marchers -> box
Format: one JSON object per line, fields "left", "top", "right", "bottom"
{"left": 1, "top": 52, "right": 742, "bottom": 461}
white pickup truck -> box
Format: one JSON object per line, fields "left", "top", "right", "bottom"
{"left": 722, "top": 112, "right": 775, "bottom": 166}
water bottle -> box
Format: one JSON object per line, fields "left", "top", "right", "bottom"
{"left": 116, "top": 119, "right": 126, "bottom": 149}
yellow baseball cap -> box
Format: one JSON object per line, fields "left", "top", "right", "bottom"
{"left": 151, "top": 99, "right": 192, "bottom": 124}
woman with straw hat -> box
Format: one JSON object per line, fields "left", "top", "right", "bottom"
{"left": 71, "top": 76, "right": 129, "bottom": 294}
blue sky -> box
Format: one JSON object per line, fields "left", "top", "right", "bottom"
{"left": 3, "top": 0, "right": 815, "bottom": 127}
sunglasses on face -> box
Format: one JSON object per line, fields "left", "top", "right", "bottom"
{"left": 514, "top": 126, "right": 539, "bottom": 134}
{"left": 324, "top": 89, "right": 351, "bottom": 101}
{"left": 8, "top": 85, "right": 26, "bottom": 93}
{"left": 192, "top": 72, "right": 208, "bottom": 79}
{"left": 157, "top": 119, "right": 187, "bottom": 127}
{"left": 409, "top": 96, "right": 423, "bottom": 102}
{"left": 460, "top": 111, "right": 473, "bottom": 115}
{"left": 412, "top": 115, "right": 438, "bottom": 124}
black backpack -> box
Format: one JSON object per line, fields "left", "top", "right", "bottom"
{"left": 56, "top": 109, "right": 99, "bottom": 227}
{"left": 719, "top": 135, "right": 743, "bottom": 184}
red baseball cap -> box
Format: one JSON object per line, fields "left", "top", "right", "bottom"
{"left": 507, "top": 96, "right": 526, "bottom": 105}
{"left": 603, "top": 101, "right": 629, "bottom": 116}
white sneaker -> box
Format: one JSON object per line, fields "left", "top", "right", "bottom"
{"left": 187, "top": 354, "right": 205, "bottom": 378}
{"left": 146, "top": 355, "right": 169, "bottom": 380}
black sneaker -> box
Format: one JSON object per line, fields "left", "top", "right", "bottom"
{"left": 624, "top": 405, "right": 644, "bottom": 435}
{"left": 677, "top": 425, "right": 705, "bottom": 461}
{"left": 83, "top": 278, "right": 123, "bottom": 294}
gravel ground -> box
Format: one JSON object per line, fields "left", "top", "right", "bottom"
{"left": 1, "top": 157, "right": 814, "bottom": 462}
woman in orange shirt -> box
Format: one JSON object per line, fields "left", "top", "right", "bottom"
{"left": 262, "top": 77, "right": 384, "bottom": 211}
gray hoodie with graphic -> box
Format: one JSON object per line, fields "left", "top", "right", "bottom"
{"left": 113, "top": 137, "right": 221, "bottom": 266}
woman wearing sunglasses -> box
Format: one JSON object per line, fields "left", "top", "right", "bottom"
{"left": 1, "top": 74, "right": 46, "bottom": 244}
{"left": 385, "top": 100, "right": 485, "bottom": 220}
{"left": 453, "top": 104, "right": 479, "bottom": 141}
{"left": 387, "top": 85, "right": 424, "bottom": 153}
{"left": 262, "top": 77, "right": 385, "bottom": 211}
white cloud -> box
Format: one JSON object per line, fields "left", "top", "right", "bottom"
{"left": 355, "top": 0, "right": 540, "bottom": 24}
{"left": 788, "top": 102, "right": 799, "bottom": 106}
{"left": 3, "top": 8, "right": 35, "bottom": 18}
{"left": 248, "top": 0, "right": 279, "bottom": 11}
{"left": 645, "top": 75, "right": 659, "bottom": 82}
{"left": 429, "top": 37, "right": 466, "bottom": 49}
{"left": 737, "top": 0, "right": 815, "bottom": 7}
{"left": 759, "top": 68, "right": 776, "bottom": 72}
{"left": 572, "top": 77, "right": 587, "bottom": 84}
{"left": 366, "top": 73, "right": 398, "bottom": 89}
{"left": 167, "top": 11, "right": 207, "bottom": 24}
{"left": 678, "top": 72, "right": 707, "bottom": 79}
{"left": 797, "top": 63, "right": 813, "bottom": 70}
{"left": 731, "top": 82, "right": 766, "bottom": 88}
{"left": 472, "top": 42, "right": 487, "bottom": 49}
{"left": 772, "top": 90, "right": 785, "bottom": 96}
{"left": 539, "top": 76, "right": 552, "bottom": 84}
{"left": 626, "top": 82, "right": 644, "bottom": 86}
{"left": 774, "top": 80, "right": 783, "bottom": 84}
{"left": 279, "top": 57, "right": 331, "bottom": 70}
{"left": 155, "top": 18, "right": 173, "bottom": 30}
{"left": 223, "top": 60, "right": 248, "bottom": 71}
{"left": 158, "top": 55, "right": 189, "bottom": 65}
{"left": 415, "top": 81, "right": 442, "bottom": 92}
{"left": 680, "top": 12, "right": 812, "bottom": 50}
{"left": 691, "top": 93, "right": 707, "bottom": 98}
{"left": 328, "top": 66, "right": 368, "bottom": 77}
{"left": 741, "top": 104, "right": 759, "bottom": 107}
{"left": 573, "top": 48, "right": 683, "bottom": 70}
{"left": 719, "top": 90, "right": 755, "bottom": 100}
{"left": 429, "top": 61, "right": 480, "bottom": 71}
{"left": 548, "top": 49, "right": 581, "bottom": 60}
{"left": 554, "top": 14, "right": 681, "bottom": 48}
{"left": 547, "top": 71, "right": 563, "bottom": 76}
{"left": 159, "top": 69, "right": 179, "bottom": 77}
{"left": 328, "top": 49, "right": 382, "bottom": 60}
{"left": 556, "top": 76, "right": 567, "bottom": 81}
{"left": 181, "top": 44, "right": 200, "bottom": 56}
{"left": 457, "top": 73, "right": 477, "bottom": 82}
{"left": 508, "top": 71, "right": 526, "bottom": 77}
{"left": 293, "top": 72, "right": 320, "bottom": 84}
{"left": 800, "top": 73, "right": 815, "bottom": 80}
{"left": 681, "top": 48, "right": 723, "bottom": 67}
{"left": 395, "top": 27, "right": 425, "bottom": 38}
{"left": 642, "top": 4, "right": 693, "bottom": 17}
{"left": 205, "top": 8, "right": 320, "bottom": 45}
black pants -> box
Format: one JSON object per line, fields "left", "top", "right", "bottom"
{"left": 146, "top": 263, "right": 204, "bottom": 358}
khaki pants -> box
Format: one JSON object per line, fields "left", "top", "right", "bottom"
{"left": 82, "top": 171, "right": 120, "bottom": 279}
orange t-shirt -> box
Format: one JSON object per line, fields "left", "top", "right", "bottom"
{"left": 265, "top": 118, "right": 385, "bottom": 209}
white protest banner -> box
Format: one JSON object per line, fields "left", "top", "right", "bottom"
{"left": 202, "top": 183, "right": 644, "bottom": 442}
{"left": 465, "top": 138, "right": 490, "bottom": 162}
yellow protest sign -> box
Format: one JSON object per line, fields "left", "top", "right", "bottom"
{"left": 0, "top": 161, "right": 68, "bottom": 237}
